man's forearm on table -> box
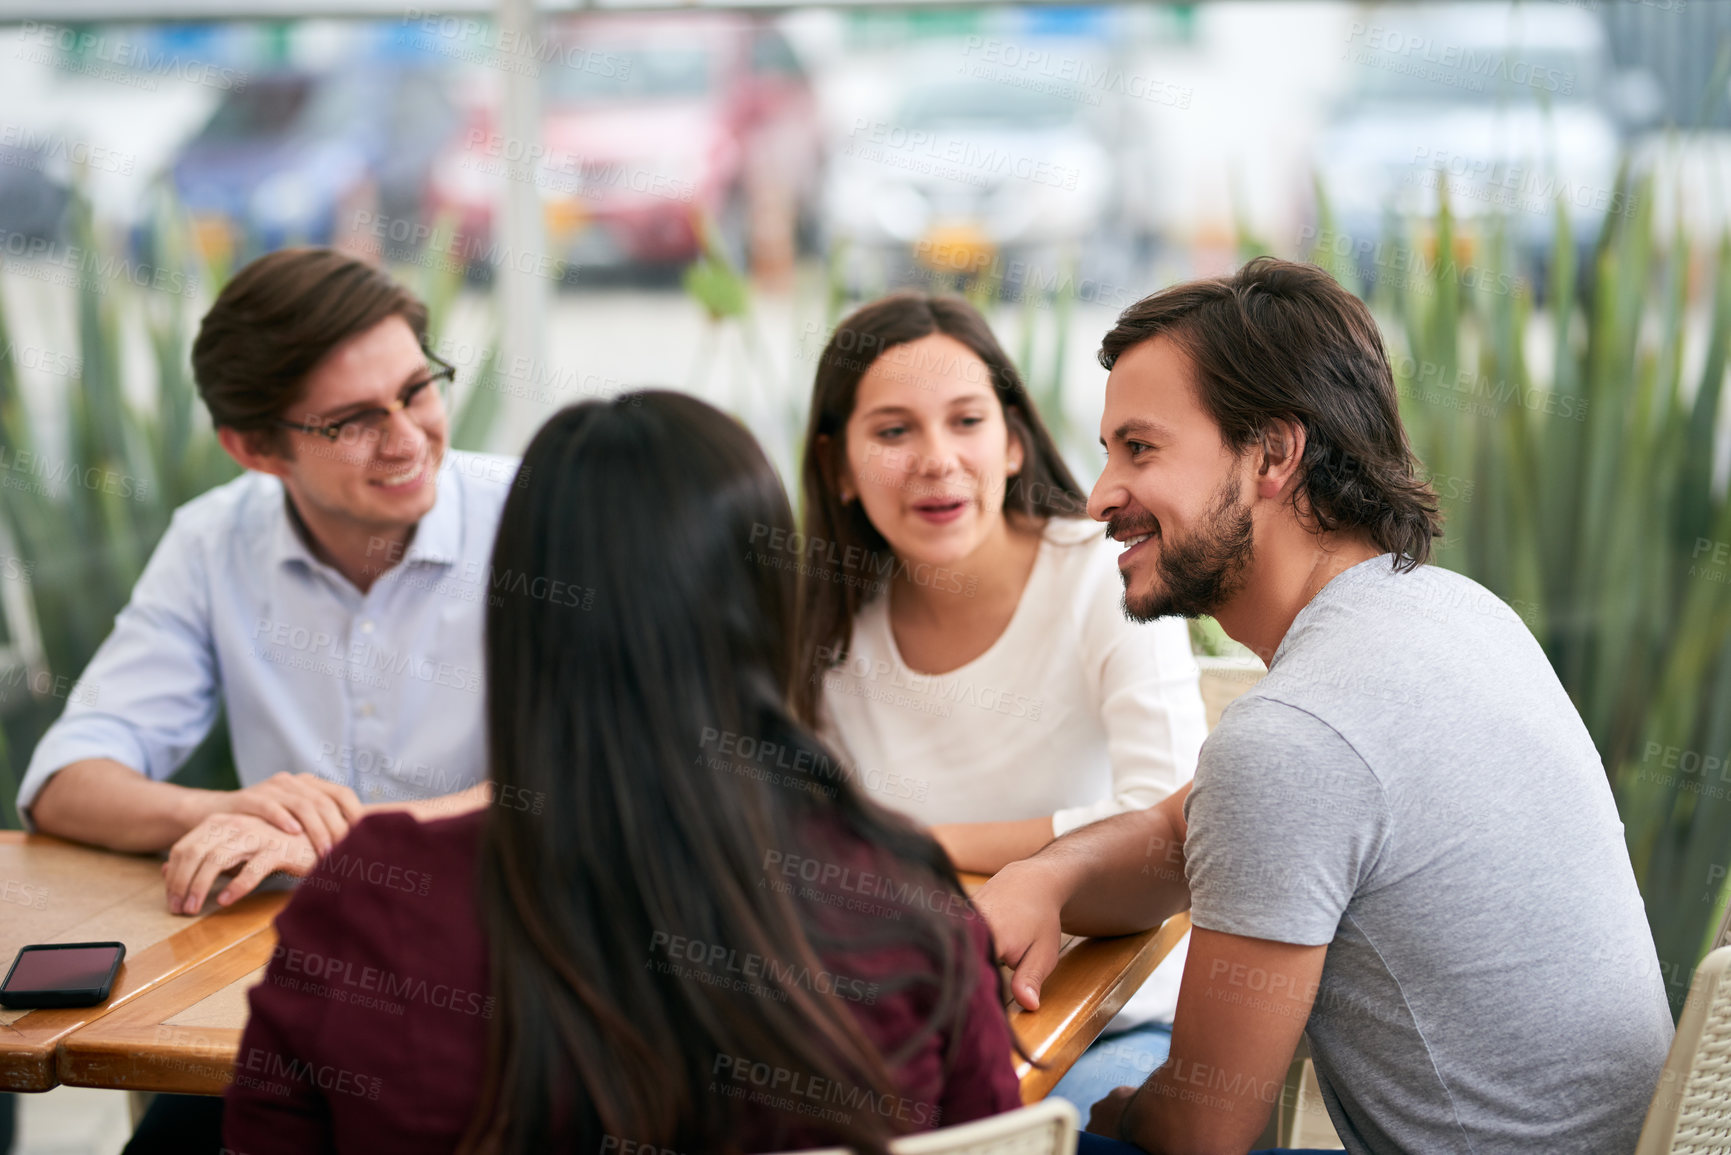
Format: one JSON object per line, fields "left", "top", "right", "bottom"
{"left": 29, "top": 759, "right": 221, "bottom": 853}
{"left": 1036, "top": 793, "right": 1191, "bottom": 938}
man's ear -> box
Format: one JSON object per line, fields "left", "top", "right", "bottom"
{"left": 1254, "top": 419, "right": 1307, "bottom": 501}
{"left": 216, "top": 426, "right": 292, "bottom": 480}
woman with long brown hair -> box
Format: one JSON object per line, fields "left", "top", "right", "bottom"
{"left": 794, "top": 291, "right": 1209, "bottom": 1109}
{"left": 224, "top": 391, "right": 1020, "bottom": 1153}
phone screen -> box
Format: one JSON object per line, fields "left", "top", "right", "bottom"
{"left": 4, "top": 945, "right": 124, "bottom": 992}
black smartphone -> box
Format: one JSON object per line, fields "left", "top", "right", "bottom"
{"left": 0, "top": 941, "right": 126, "bottom": 1009}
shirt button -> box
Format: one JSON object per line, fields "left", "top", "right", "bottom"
{"left": 359, "top": 620, "right": 375, "bottom": 634}
{"left": 357, "top": 702, "right": 376, "bottom": 718}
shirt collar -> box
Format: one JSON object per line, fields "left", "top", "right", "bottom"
{"left": 267, "top": 456, "right": 464, "bottom": 573}
{"left": 268, "top": 489, "right": 320, "bottom": 573}
{"left": 401, "top": 458, "right": 461, "bottom": 567}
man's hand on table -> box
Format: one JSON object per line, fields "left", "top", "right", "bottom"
{"left": 970, "top": 856, "right": 1070, "bottom": 1011}
{"left": 971, "top": 793, "right": 1196, "bottom": 1011}
{"left": 210, "top": 772, "right": 365, "bottom": 856}
{"left": 163, "top": 813, "right": 320, "bottom": 915}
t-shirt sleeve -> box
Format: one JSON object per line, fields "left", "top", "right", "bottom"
{"left": 1182, "top": 696, "right": 1388, "bottom": 946}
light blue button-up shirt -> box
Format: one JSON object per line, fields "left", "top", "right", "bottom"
{"left": 16, "top": 450, "right": 520, "bottom": 826}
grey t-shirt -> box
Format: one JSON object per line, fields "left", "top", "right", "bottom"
{"left": 1184, "top": 556, "right": 1672, "bottom": 1155}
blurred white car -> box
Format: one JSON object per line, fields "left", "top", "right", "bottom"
{"left": 1312, "top": 3, "right": 1654, "bottom": 290}
{"left": 823, "top": 43, "right": 1132, "bottom": 296}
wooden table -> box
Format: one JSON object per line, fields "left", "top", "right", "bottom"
{"left": 23, "top": 667, "right": 1253, "bottom": 1101}
{"left": 56, "top": 893, "right": 1189, "bottom": 1101}
{"left": 57, "top": 926, "right": 274, "bottom": 1094}
{"left": 0, "top": 831, "right": 286, "bottom": 1092}
{"left": 1008, "top": 914, "right": 1189, "bottom": 1103}
{"left": 20, "top": 839, "right": 1185, "bottom": 1100}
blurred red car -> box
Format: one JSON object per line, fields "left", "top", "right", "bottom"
{"left": 424, "top": 13, "right": 822, "bottom": 280}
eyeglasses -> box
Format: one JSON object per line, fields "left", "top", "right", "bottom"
{"left": 275, "top": 356, "right": 455, "bottom": 444}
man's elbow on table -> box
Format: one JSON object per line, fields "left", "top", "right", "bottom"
{"left": 27, "top": 760, "right": 112, "bottom": 839}
{"left": 28, "top": 759, "right": 211, "bottom": 853}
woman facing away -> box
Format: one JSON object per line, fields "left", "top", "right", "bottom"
{"left": 224, "top": 391, "right": 1021, "bottom": 1154}
{"left": 793, "top": 292, "right": 1210, "bottom": 1110}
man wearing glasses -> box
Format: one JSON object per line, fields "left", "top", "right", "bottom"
{"left": 16, "top": 247, "right": 518, "bottom": 917}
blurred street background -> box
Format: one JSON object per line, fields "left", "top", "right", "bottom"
{"left": 1, "top": 1, "right": 1718, "bottom": 476}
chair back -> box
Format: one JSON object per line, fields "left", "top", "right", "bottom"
{"left": 1634, "top": 946, "right": 1731, "bottom": 1155}
{"left": 1274, "top": 1051, "right": 1342, "bottom": 1149}
{"left": 770, "top": 1099, "right": 1079, "bottom": 1155}
{"left": 1715, "top": 897, "right": 1731, "bottom": 953}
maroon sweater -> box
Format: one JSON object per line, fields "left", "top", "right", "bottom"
{"left": 225, "top": 811, "right": 1021, "bottom": 1153}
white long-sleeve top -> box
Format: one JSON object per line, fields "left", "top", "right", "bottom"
{"left": 817, "top": 515, "right": 1209, "bottom": 1025}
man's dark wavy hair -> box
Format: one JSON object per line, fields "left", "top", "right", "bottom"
{"left": 1099, "top": 256, "right": 1443, "bottom": 570}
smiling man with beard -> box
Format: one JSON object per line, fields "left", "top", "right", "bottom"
{"left": 973, "top": 257, "right": 1672, "bottom": 1155}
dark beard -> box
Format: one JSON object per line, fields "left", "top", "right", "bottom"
{"left": 1121, "top": 476, "right": 1254, "bottom": 622}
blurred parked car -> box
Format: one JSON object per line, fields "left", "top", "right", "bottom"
{"left": 172, "top": 65, "right": 459, "bottom": 265}
{"left": 424, "top": 13, "right": 823, "bottom": 282}
{"left": 0, "top": 27, "right": 220, "bottom": 247}
{"left": 823, "top": 44, "right": 1133, "bottom": 298}
{"left": 1312, "top": 3, "right": 1657, "bottom": 292}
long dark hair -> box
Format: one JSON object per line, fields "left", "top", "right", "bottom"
{"left": 1099, "top": 257, "right": 1442, "bottom": 570}
{"left": 461, "top": 391, "right": 983, "bottom": 1155}
{"left": 794, "top": 292, "right": 1086, "bottom": 725}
